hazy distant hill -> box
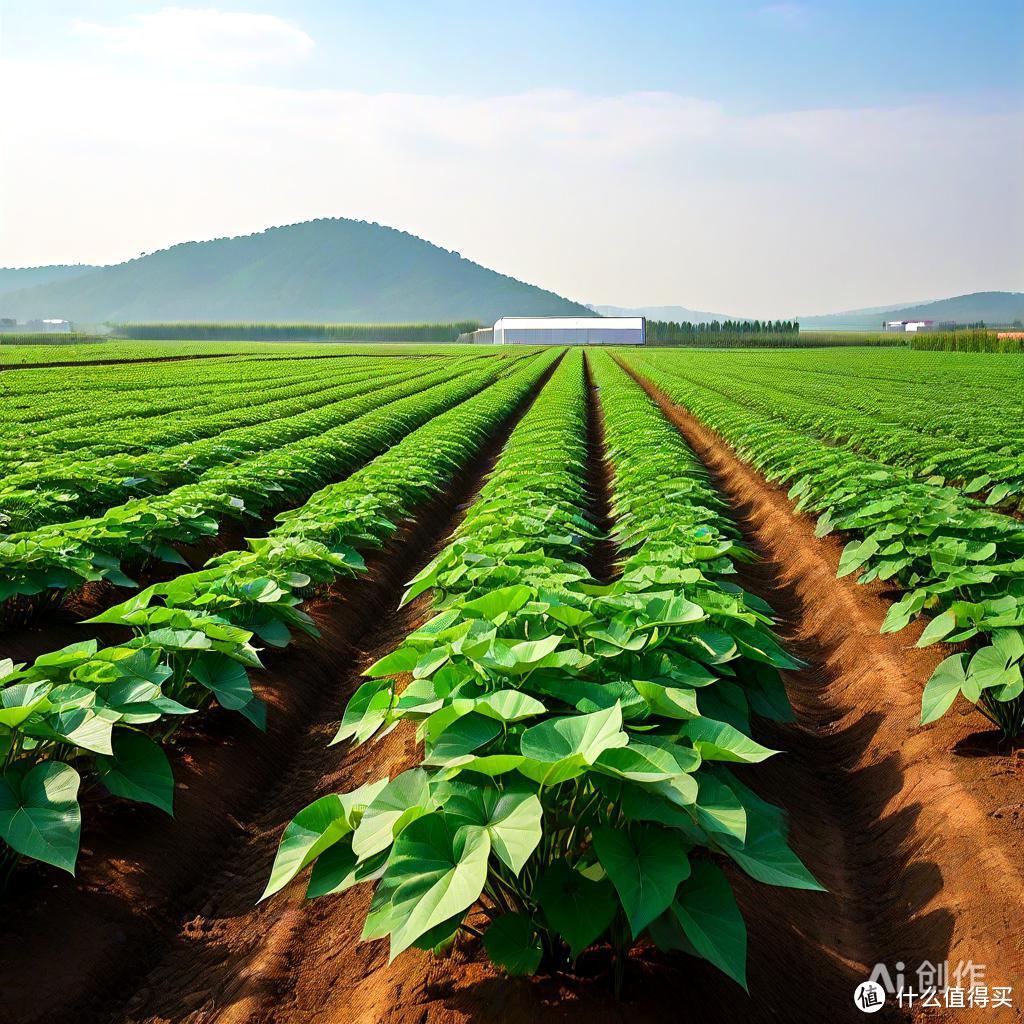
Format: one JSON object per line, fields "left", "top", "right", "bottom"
{"left": 596, "top": 293, "right": 1024, "bottom": 331}
{"left": 0, "top": 265, "right": 98, "bottom": 298}
{"left": 590, "top": 303, "right": 738, "bottom": 323}
{"left": 797, "top": 292, "right": 1024, "bottom": 330}
{"left": 0, "top": 219, "right": 591, "bottom": 324}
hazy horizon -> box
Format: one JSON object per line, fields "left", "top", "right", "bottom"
{"left": 1, "top": 1, "right": 1021, "bottom": 316}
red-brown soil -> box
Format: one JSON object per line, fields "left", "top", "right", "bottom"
{"left": 582, "top": 352, "right": 618, "bottom": 583}
{"left": 0, "top": 366, "right": 551, "bottom": 1024}
{"left": 620, "top": 364, "right": 1024, "bottom": 1024}
{"left": 3, "top": 360, "right": 1022, "bottom": 1024}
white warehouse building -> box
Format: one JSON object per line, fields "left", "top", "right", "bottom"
{"left": 492, "top": 316, "right": 645, "bottom": 346}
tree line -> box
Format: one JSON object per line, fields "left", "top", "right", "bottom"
{"left": 647, "top": 319, "right": 800, "bottom": 344}
{"left": 111, "top": 322, "right": 481, "bottom": 343}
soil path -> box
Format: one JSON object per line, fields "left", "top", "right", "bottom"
{"left": 582, "top": 351, "right": 618, "bottom": 583}
{"left": 616, "top": 360, "right": 1024, "bottom": 1023}
{"left": 0, "top": 362, "right": 553, "bottom": 1024}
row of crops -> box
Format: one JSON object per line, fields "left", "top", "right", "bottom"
{"left": 1, "top": 359, "right": 523, "bottom": 627}
{"left": 629, "top": 348, "right": 1024, "bottom": 508}
{"left": 3, "top": 358, "right": 445, "bottom": 523}
{"left": 622, "top": 348, "right": 1024, "bottom": 739}
{"left": 266, "top": 350, "right": 821, "bottom": 986}
{"left": 0, "top": 339, "right": 490, "bottom": 366}
{"left": 0, "top": 333, "right": 105, "bottom": 346}
{"left": 0, "top": 349, "right": 538, "bottom": 875}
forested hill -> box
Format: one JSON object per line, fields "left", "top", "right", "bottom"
{"left": 0, "top": 265, "right": 98, "bottom": 298}
{"left": 0, "top": 219, "right": 591, "bottom": 324}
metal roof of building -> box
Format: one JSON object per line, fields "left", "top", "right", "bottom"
{"left": 492, "top": 316, "right": 644, "bottom": 330}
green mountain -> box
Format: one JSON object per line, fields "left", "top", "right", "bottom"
{"left": 798, "top": 291, "right": 1024, "bottom": 330}
{"left": 0, "top": 265, "right": 98, "bottom": 298}
{"left": 0, "top": 219, "right": 591, "bottom": 324}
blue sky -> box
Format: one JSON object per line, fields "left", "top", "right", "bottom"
{"left": 1, "top": 2, "right": 1021, "bottom": 313}
{"left": 10, "top": 1, "right": 1022, "bottom": 104}
{"left": 269, "top": 0, "right": 1024, "bottom": 107}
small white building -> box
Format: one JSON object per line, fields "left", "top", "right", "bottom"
{"left": 492, "top": 316, "right": 645, "bottom": 346}
{"left": 884, "top": 319, "right": 935, "bottom": 333}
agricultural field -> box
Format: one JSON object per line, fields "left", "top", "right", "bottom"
{"left": 0, "top": 341, "right": 1021, "bottom": 1024}
{"left": 0, "top": 338, "right": 488, "bottom": 368}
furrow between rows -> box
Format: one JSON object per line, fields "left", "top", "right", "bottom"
{"left": 0, "top": 353, "right": 562, "bottom": 1024}
{"left": 620, "top": 359, "right": 1024, "bottom": 1021}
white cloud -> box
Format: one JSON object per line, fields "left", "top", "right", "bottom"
{"left": 0, "top": 56, "right": 1020, "bottom": 313}
{"left": 72, "top": 7, "right": 314, "bottom": 71}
